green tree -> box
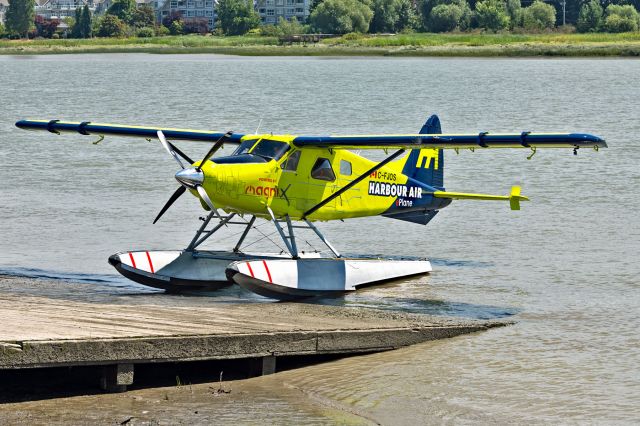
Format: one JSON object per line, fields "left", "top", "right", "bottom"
{"left": 521, "top": 0, "right": 555, "bottom": 30}
{"left": 5, "top": 0, "right": 35, "bottom": 37}
{"left": 474, "top": 0, "right": 510, "bottom": 31}
{"left": 131, "top": 4, "right": 156, "bottom": 28}
{"left": 0, "top": 22, "right": 5, "bottom": 37}
{"left": 576, "top": 0, "right": 603, "bottom": 32}
{"left": 217, "top": 0, "right": 260, "bottom": 35}
{"left": 371, "top": 0, "right": 400, "bottom": 32}
{"left": 309, "top": 0, "right": 374, "bottom": 33}
{"left": 71, "top": 7, "right": 82, "bottom": 37}
{"left": 97, "top": 14, "right": 127, "bottom": 37}
{"left": 277, "top": 16, "right": 306, "bottom": 35}
{"left": 310, "top": 0, "right": 324, "bottom": 13}
{"left": 396, "top": 0, "right": 418, "bottom": 31}
{"left": 603, "top": 4, "right": 639, "bottom": 32}
{"left": 107, "top": 0, "right": 136, "bottom": 24}
{"left": 80, "top": 4, "right": 92, "bottom": 37}
{"left": 370, "top": 0, "right": 417, "bottom": 33}
{"left": 428, "top": 3, "right": 464, "bottom": 32}
{"left": 505, "top": 0, "right": 521, "bottom": 27}
{"left": 419, "top": 0, "right": 470, "bottom": 32}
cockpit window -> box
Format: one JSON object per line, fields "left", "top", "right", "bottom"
{"left": 311, "top": 157, "right": 336, "bottom": 182}
{"left": 250, "top": 139, "right": 290, "bottom": 161}
{"left": 232, "top": 139, "right": 259, "bottom": 156}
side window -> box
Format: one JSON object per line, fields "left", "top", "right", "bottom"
{"left": 311, "top": 158, "right": 336, "bottom": 182}
{"left": 340, "top": 160, "right": 352, "bottom": 176}
{"left": 282, "top": 150, "right": 301, "bottom": 172}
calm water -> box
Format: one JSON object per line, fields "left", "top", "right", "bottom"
{"left": 1, "top": 54, "right": 639, "bottom": 422}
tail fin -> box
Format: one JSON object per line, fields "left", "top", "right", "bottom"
{"left": 402, "top": 114, "right": 444, "bottom": 190}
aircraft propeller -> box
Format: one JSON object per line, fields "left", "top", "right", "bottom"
{"left": 153, "top": 130, "right": 232, "bottom": 224}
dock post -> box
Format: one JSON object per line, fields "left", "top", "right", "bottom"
{"left": 100, "top": 363, "right": 134, "bottom": 393}
{"left": 249, "top": 355, "right": 276, "bottom": 376}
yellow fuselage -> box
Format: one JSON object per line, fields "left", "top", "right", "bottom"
{"left": 192, "top": 134, "right": 435, "bottom": 221}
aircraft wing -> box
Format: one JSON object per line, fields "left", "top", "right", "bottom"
{"left": 292, "top": 133, "right": 607, "bottom": 150}
{"left": 15, "top": 120, "right": 245, "bottom": 143}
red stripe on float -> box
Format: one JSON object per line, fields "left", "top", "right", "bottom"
{"left": 262, "top": 260, "right": 272, "bottom": 283}
{"left": 246, "top": 262, "right": 255, "bottom": 278}
{"left": 128, "top": 252, "right": 137, "bottom": 269}
{"left": 146, "top": 251, "right": 155, "bottom": 274}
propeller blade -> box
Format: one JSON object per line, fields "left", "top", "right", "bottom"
{"left": 153, "top": 185, "right": 186, "bottom": 224}
{"left": 197, "top": 131, "right": 233, "bottom": 171}
{"left": 168, "top": 142, "right": 194, "bottom": 165}
{"left": 157, "top": 130, "right": 185, "bottom": 169}
{"left": 196, "top": 185, "right": 222, "bottom": 219}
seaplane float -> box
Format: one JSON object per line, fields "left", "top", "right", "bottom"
{"left": 16, "top": 116, "right": 606, "bottom": 299}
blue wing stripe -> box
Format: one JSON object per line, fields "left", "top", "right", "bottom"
{"left": 15, "top": 120, "right": 245, "bottom": 143}
{"left": 293, "top": 133, "right": 606, "bottom": 149}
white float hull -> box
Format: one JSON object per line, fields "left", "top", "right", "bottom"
{"left": 109, "top": 250, "right": 321, "bottom": 292}
{"left": 227, "top": 258, "right": 432, "bottom": 300}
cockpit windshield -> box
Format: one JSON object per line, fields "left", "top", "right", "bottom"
{"left": 232, "top": 138, "right": 290, "bottom": 161}
{"left": 232, "top": 139, "right": 258, "bottom": 156}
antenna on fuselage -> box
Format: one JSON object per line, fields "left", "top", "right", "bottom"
{"left": 255, "top": 118, "right": 263, "bottom": 135}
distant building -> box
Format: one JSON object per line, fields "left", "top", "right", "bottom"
{"left": 155, "top": 0, "right": 216, "bottom": 30}
{"left": 255, "top": 0, "right": 309, "bottom": 25}
{"left": 34, "top": 0, "right": 154, "bottom": 21}
{"left": 35, "top": 0, "right": 101, "bottom": 20}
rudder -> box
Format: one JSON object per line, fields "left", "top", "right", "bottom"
{"left": 402, "top": 114, "right": 444, "bottom": 190}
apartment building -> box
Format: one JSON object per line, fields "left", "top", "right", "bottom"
{"left": 255, "top": 0, "right": 309, "bottom": 25}
{"left": 34, "top": 0, "right": 101, "bottom": 19}
{"left": 155, "top": 0, "right": 216, "bottom": 30}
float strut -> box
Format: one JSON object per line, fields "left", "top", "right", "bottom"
{"left": 304, "top": 219, "right": 341, "bottom": 258}
{"left": 233, "top": 216, "right": 257, "bottom": 253}
{"left": 186, "top": 212, "right": 236, "bottom": 251}
{"left": 267, "top": 207, "right": 298, "bottom": 258}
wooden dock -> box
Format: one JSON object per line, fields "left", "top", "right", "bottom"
{"left": 0, "top": 275, "right": 507, "bottom": 391}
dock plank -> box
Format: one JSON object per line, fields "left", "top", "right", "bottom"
{"left": 0, "top": 275, "right": 509, "bottom": 369}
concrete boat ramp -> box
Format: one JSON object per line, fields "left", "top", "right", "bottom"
{"left": 0, "top": 275, "right": 508, "bottom": 392}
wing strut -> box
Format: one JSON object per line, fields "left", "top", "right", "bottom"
{"left": 303, "top": 149, "right": 406, "bottom": 219}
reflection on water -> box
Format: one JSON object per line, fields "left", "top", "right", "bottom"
{"left": 1, "top": 55, "right": 639, "bottom": 422}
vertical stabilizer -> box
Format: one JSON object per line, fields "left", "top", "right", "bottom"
{"left": 402, "top": 114, "right": 445, "bottom": 190}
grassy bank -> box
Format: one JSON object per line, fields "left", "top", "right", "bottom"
{"left": 1, "top": 33, "right": 640, "bottom": 56}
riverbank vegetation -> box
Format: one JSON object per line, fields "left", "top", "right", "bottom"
{"left": 2, "top": 32, "right": 640, "bottom": 56}
{"left": 1, "top": 0, "right": 639, "bottom": 56}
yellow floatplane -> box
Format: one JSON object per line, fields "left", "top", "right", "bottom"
{"left": 16, "top": 116, "right": 606, "bottom": 299}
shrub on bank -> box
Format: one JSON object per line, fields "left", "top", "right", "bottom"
{"left": 475, "top": 0, "right": 510, "bottom": 31}
{"left": 136, "top": 27, "right": 155, "bottom": 37}
{"left": 604, "top": 5, "right": 639, "bottom": 33}
{"left": 429, "top": 4, "right": 465, "bottom": 32}
{"left": 521, "top": 1, "right": 555, "bottom": 31}
{"left": 309, "top": 0, "right": 374, "bottom": 34}
{"left": 96, "top": 15, "right": 127, "bottom": 37}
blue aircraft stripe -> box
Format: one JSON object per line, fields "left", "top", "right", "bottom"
{"left": 15, "top": 120, "right": 245, "bottom": 143}
{"left": 292, "top": 133, "right": 606, "bottom": 148}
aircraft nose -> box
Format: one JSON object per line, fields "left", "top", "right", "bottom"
{"left": 175, "top": 168, "right": 204, "bottom": 188}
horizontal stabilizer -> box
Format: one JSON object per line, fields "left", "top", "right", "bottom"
{"left": 433, "top": 186, "right": 529, "bottom": 210}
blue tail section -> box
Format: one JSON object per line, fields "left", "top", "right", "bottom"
{"left": 382, "top": 115, "right": 449, "bottom": 225}
{"left": 402, "top": 114, "right": 444, "bottom": 190}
